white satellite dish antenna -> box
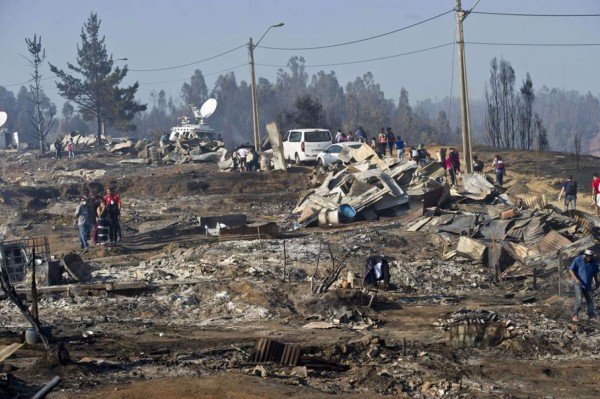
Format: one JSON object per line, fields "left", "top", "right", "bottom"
{"left": 200, "top": 98, "right": 217, "bottom": 119}
{"left": 0, "top": 112, "right": 7, "bottom": 129}
{"left": 190, "top": 99, "right": 217, "bottom": 125}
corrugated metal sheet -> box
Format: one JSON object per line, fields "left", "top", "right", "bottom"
{"left": 574, "top": 215, "right": 593, "bottom": 237}
{"left": 480, "top": 219, "right": 512, "bottom": 240}
{"left": 504, "top": 242, "right": 532, "bottom": 263}
{"left": 417, "top": 161, "right": 445, "bottom": 181}
{"left": 536, "top": 230, "right": 572, "bottom": 255}
{"left": 252, "top": 338, "right": 302, "bottom": 366}
{"left": 521, "top": 194, "right": 548, "bottom": 210}
{"left": 347, "top": 179, "right": 373, "bottom": 197}
{"left": 523, "top": 217, "right": 547, "bottom": 244}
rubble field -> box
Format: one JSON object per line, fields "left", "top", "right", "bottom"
{"left": 1, "top": 145, "right": 600, "bottom": 398}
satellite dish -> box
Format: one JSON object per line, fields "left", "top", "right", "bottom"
{"left": 0, "top": 112, "right": 7, "bottom": 129}
{"left": 200, "top": 98, "right": 217, "bottom": 119}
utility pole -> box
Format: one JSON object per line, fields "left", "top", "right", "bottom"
{"left": 247, "top": 23, "right": 284, "bottom": 152}
{"left": 248, "top": 37, "right": 260, "bottom": 152}
{"left": 455, "top": 0, "right": 473, "bottom": 173}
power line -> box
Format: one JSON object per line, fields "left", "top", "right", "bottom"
{"left": 256, "top": 42, "right": 454, "bottom": 68}
{"left": 134, "top": 63, "right": 248, "bottom": 86}
{"left": 469, "top": 0, "right": 483, "bottom": 13}
{"left": 466, "top": 41, "right": 600, "bottom": 47}
{"left": 128, "top": 44, "right": 247, "bottom": 72}
{"left": 2, "top": 75, "right": 56, "bottom": 88}
{"left": 3, "top": 63, "right": 249, "bottom": 89}
{"left": 257, "top": 9, "right": 454, "bottom": 51}
{"left": 471, "top": 11, "right": 600, "bottom": 17}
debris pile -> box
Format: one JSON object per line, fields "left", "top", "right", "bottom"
{"left": 293, "top": 143, "right": 447, "bottom": 227}
{"left": 406, "top": 193, "right": 598, "bottom": 288}
{"left": 159, "top": 138, "right": 226, "bottom": 165}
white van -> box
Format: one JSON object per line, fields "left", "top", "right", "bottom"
{"left": 282, "top": 129, "right": 332, "bottom": 165}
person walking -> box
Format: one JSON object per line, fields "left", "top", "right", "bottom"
{"left": 355, "top": 126, "right": 367, "bottom": 143}
{"left": 395, "top": 136, "right": 404, "bottom": 163}
{"left": 377, "top": 128, "right": 388, "bottom": 156}
{"left": 159, "top": 131, "right": 168, "bottom": 148}
{"left": 66, "top": 140, "right": 75, "bottom": 158}
{"left": 96, "top": 200, "right": 109, "bottom": 245}
{"left": 418, "top": 144, "right": 429, "bottom": 167}
{"left": 445, "top": 153, "right": 457, "bottom": 186}
{"left": 106, "top": 198, "right": 121, "bottom": 245}
{"left": 54, "top": 138, "right": 62, "bottom": 159}
{"left": 88, "top": 194, "right": 101, "bottom": 244}
{"left": 246, "top": 148, "right": 259, "bottom": 171}
{"left": 237, "top": 147, "right": 248, "bottom": 171}
{"left": 569, "top": 249, "right": 599, "bottom": 322}
{"left": 385, "top": 128, "right": 395, "bottom": 157}
{"left": 74, "top": 196, "right": 91, "bottom": 252}
{"left": 472, "top": 155, "right": 484, "bottom": 172}
{"left": 334, "top": 129, "right": 344, "bottom": 143}
{"left": 492, "top": 155, "right": 506, "bottom": 186}
{"left": 558, "top": 174, "right": 578, "bottom": 215}
{"left": 592, "top": 173, "right": 600, "bottom": 217}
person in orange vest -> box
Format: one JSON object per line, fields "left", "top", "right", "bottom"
{"left": 377, "top": 128, "right": 388, "bottom": 156}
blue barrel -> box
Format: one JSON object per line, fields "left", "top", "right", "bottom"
{"left": 339, "top": 204, "right": 357, "bottom": 219}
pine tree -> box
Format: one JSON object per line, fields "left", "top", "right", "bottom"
{"left": 49, "top": 13, "right": 146, "bottom": 145}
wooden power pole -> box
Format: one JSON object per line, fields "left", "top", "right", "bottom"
{"left": 455, "top": 0, "right": 473, "bottom": 173}
{"left": 248, "top": 37, "right": 261, "bottom": 152}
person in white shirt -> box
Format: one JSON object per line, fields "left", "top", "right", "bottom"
{"left": 237, "top": 147, "right": 249, "bottom": 171}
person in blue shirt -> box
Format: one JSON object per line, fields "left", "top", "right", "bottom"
{"left": 569, "top": 249, "right": 599, "bottom": 322}
{"left": 395, "top": 137, "right": 404, "bottom": 163}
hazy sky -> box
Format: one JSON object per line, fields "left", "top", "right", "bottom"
{"left": 1, "top": 0, "right": 599, "bottom": 111}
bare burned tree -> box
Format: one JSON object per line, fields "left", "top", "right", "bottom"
{"left": 534, "top": 113, "right": 549, "bottom": 152}
{"left": 574, "top": 131, "right": 582, "bottom": 171}
{"left": 485, "top": 58, "right": 537, "bottom": 150}
{"left": 484, "top": 58, "right": 501, "bottom": 147}
{"left": 499, "top": 59, "right": 516, "bottom": 148}
{"left": 518, "top": 73, "right": 535, "bottom": 149}
{"left": 24, "top": 34, "right": 56, "bottom": 153}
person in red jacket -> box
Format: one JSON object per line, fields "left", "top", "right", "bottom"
{"left": 592, "top": 173, "right": 600, "bottom": 216}
{"left": 104, "top": 188, "right": 122, "bottom": 210}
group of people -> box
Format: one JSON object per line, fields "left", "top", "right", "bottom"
{"left": 560, "top": 172, "right": 600, "bottom": 322}
{"left": 335, "top": 127, "right": 405, "bottom": 162}
{"left": 555, "top": 172, "right": 600, "bottom": 217}
{"left": 75, "top": 188, "right": 122, "bottom": 251}
{"left": 233, "top": 146, "right": 260, "bottom": 171}
{"left": 53, "top": 137, "right": 76, "bottom": 159}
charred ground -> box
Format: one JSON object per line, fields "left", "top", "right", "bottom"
{"left": 0, "top": 146, "right": 599, "bottom": 398}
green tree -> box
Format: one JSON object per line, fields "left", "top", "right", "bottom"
{"left": 397, "top": 88, "right": 413, "bottom": 142}
{"left": 345, "top": 73, "right": 392, "bottom": 136}
{"left": 210, "top": 72, "right": 252, "bottom": 145}
{"left": 146, "top": 90, "right": 173, "bottom": 134}
{"left": 14, "top": 86, "right": 34, "bottom": 145}
{"left": 284, "top": 94, "right": 324, "bottom": 129}
{"left": 308, "top": 71, "right": 345, "bottom": 130}
{"left": 0, "top": 87, "right": 18, "bottom": 133}
{"left": 49, "top": 13, "right": 146, "bottom": 145}
{"left": 181, "top": 69, "right": 208, "bottom": 106}
{"left": 24, "top": 34, "right": 56, "bottom": 152}
{"left": 275, "top": 56, "right": 309, "bottom": 120}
